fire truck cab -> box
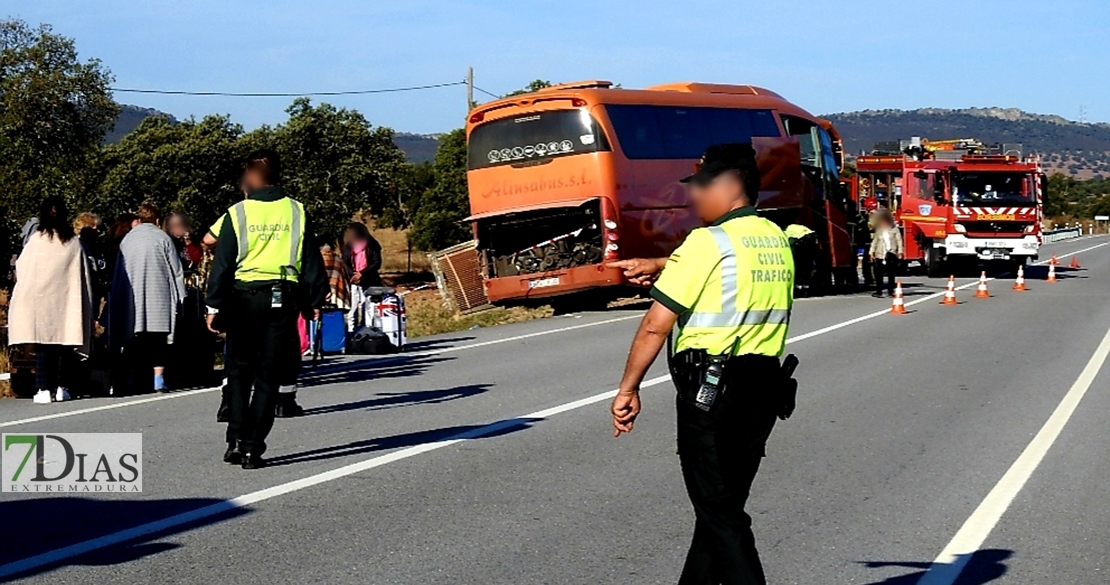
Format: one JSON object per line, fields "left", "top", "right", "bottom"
{"left": 855, "top": 138, "right": 1044, "bottom": 277}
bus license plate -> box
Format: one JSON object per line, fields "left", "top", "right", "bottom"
{"left": 528, "top": 277, "right": 560, "bottom": 290}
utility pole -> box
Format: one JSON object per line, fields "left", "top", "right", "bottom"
{"left": 467, "top": 67, "right": 474, "bottom": 112}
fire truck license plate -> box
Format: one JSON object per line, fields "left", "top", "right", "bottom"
{"left": 528, "top": 277, "right": 560, "bottom": 289}
{"left": 985, "top": 241, "right": 1010, "bottom": 248}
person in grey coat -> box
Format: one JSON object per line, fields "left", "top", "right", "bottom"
{"left": 109, "top": 202, "right": 185, "bottom": 393}
{"left": 869, "top": 209, "right": 904, "bottom": 298}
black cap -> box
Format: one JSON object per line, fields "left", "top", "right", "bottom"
{"left": 679, "top": 143, "right": 758, "bottom": 185}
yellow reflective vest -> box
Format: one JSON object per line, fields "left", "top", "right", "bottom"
{"left": 651, "top": 207, "right": 794, "bottom": 356}
{"left": 783, "top": 223, "right": 815, "bottom": 240}
{"left": 227, "top": 197, "right": 306, "bottom": 282}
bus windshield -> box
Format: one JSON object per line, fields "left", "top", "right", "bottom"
{"left": 952, "top": 172, "right": 1036, "bottom": 206}
{"left": 603, "top": 105, "right": 780, "bottom": 159}
{"left": 468, "top": 109, "right": 609, "bottom": 170}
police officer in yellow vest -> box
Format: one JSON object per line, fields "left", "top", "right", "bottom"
{"left": 206, "top": 150, "right": 328, "bottom": 469}
{"left": 612, "top": 144, "right": 798, "bottom": 585}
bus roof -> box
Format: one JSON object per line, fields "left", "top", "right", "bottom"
{"left": 467, "top": 80, "right": 819, "bottom": 130}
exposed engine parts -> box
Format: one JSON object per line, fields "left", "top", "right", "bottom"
{"left": 493, "top": 223, "right": 602, "bottom": 277}
{"left": 478, "top": 201, "right": 605, "bottom": 279}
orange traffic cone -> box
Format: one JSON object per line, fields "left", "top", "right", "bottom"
{"left": 1013, "top": 265, "right": 1027, "bottom": 291}
{"left": 1050, "top": 254, "right": 1058, "bottom": 266}
{"left": 975, "top": 271, "right": 991, "bottom": 298}
{"left": 890, "top": 281, "right": 906, "bottom": 314}
{"left": 1047, "top": 262, "right": 1057, "bottom": 283}
{"left": 941, "top": 275, "right": 958, "bottom": 305}
{"left": 1069, "top": 256, "right": 1081, "bottom": 269}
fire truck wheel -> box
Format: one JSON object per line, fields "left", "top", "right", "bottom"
{"left": 925, "top": 247, "right": 945, "bottom": 279}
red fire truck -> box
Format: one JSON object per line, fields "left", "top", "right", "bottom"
{"left": 854, "top": 138, "right": 1044, "bottom": 276}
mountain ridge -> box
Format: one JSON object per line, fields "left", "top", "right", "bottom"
{"left": 822, "top": 107, "right": 1110, "bottom": 178}
{"left": 108, "top": 105, "right": 1110, "bottom": 178}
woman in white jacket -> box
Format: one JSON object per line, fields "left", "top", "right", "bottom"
{"left": 8, "top": 197, "right": 95, "bottom": 404}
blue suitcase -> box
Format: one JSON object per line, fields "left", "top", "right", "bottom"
{"left": 310, "top": 309, "right": 348, "bottom": 355}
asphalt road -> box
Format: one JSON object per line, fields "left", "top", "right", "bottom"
{"left": 1, "top": 235, "right": 1109, "bottom": 585}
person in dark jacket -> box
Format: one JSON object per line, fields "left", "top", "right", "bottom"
{"left": 342, "top": 222, "right": 382, "bottom": 331}
{"left": 205, "top": 150, "right": 328, "bottom": 468}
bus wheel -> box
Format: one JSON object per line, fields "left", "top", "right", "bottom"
{"left": 926, "top": 246, "right": 945, "bottom": 278}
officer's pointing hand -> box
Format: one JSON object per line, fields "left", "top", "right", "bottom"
{"left": 611, "top": 388, "right": 641, "bottom": 437}
{"left": 607, "top": 258, "right": 667, "bottom": 287}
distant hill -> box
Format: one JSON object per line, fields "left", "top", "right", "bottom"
{"left": 824, "top": 108, "right": 1110, "bottom": 179}
{"left": 106, "top": 105, "right": 177, "bottom": 143}
{"left": 393, "top": 132, "right": 441, "bottom": 164}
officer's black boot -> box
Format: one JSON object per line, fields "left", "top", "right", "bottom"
{"left": 242, "top": 451, "right": 266, "bottom": 469}
{"left": 216, "top": 384, "right": 231, "bottom": 423}
{"left": 274, "top": 388, "right": 304, "bottom": 418}
{"left": 223, "top": 442, "right": 243, "bottom": 465}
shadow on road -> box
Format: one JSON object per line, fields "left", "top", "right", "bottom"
{"left": 299, "top": 353, "right": 454, "bottom": 387}
{"left": 303, "top": 384, "right": 491, "bottom": 416}
{"left": 0, "top": 497, "right": 252, "bottom": 581}
{"left": 265, "top": 415, "right": 539, "bottom": 467}
{"left": 402, "top": 336, "right": 476, "bottom": 352}
{"left": 859, "top": 548, "right": 1012, "bottom": 584}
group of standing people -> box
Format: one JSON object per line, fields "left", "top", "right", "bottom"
{"left": 8, "top": 198, "right": 200, "bottom": 404}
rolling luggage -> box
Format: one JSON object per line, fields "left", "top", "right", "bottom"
{"left": 309, "top": 308, "right": 347, "bottom": 355}
{"left": 362, "top": 287, "right": 407, "bottom": 350}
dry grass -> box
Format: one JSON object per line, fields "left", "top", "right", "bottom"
{"left": 368, "top": 222, "right": 432, "bottom": 274}
{"left": 403, "top": 289, "right": 552, "bottom": 339}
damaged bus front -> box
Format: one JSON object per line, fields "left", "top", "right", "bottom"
{"left": 466, "top": 102, "right": 624, "bottom": 304}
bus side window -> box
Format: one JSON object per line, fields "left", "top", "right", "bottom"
{"left": 780, "top": 114, "right": 819, "bottom": 168}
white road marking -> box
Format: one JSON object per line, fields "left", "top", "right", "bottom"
{"left": 1, "top": 240, "right": 1106, "bottom": 430}
{"left": 0, "top": 373, "right": 670, "bottom": 580}
{"left": 917, "top": 321, "right": 1110, "bottom": 585}
{"left": 0, "top": 238, "right": 1107, "bottom": 578}
{"left": 0, "top": 263, "right": 1024, "bottom": 577}
{"left": 0, "top": 314, "right": 640, "bottom": 429}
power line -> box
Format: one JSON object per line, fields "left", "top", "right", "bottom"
{"left": 472, "top": 85, "right": 502, "bottom": 99}
{"left": 109, "top": 80, "right": 467, "bottom": 97}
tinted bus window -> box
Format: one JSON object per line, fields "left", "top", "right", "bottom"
{"left": 604, "top": 105, "right": 780, "bottom": 159}
{"left": 468, "top": 110, "right": 610, "bottom": 170}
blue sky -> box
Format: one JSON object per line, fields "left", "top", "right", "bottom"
{"left": 10, "top": 1, "right": 1109, "bottom": 133}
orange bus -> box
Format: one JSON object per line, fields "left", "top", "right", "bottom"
{"left": 465, "top": 80, "right": 854, "bottom": 305}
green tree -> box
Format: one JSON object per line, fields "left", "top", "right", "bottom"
{"left": 272, "top": 98, "right": 408, "bottom": 243}
{"left": 89, "top": 115, "right": 248, "bottom": 229}
{"left": 408, "top": 129, "right": 470, "bottom": 251}
{"left": 505, "top": 79, "right": 553, "bottom": 97}
{"left": 0, "top": 19, "right": 118, "bottom": 233}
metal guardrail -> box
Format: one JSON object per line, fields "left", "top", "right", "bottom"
{"left": 1042, "top": 227, "right": 1082, "bottom": 243}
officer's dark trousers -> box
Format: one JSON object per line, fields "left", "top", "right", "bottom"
{"left": 676, "top": 356, "right": 780, "bottom": 585}
{"left": 225, "top": 286, "right": 298, "bottom": 455}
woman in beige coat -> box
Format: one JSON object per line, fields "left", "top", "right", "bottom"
{"left": 8, "top": 197, "right": 94, "bottom": 404}
{"left": 869, "top": 209, "right": 904, "bottom": 298}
